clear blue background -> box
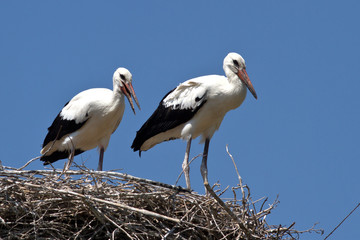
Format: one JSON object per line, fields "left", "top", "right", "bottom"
{"left": 1, "top": 1, "right": 359, "bottom": 239}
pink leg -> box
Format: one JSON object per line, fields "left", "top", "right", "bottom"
{"left": 200, "top": 138, "right": 210, "bottom": 195}
{"left": 97, "top": 147, "right": 104, "bottom": 171}
{"left": 182, "top": 138, "right": 192, "bottom": 190}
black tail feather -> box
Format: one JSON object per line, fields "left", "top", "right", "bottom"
{"left": 40, "top": 149, "right": 84, "bottom": 165}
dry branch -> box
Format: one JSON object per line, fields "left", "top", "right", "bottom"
{"left": 0, "top": 164, "right": 321, "bottom": 239}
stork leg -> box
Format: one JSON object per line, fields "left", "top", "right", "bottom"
{"left": 182, "top": 138, "right": 192, "bottom": 190}
{"left": 200, "top": 138, "right": 210, "bottom": 195}
{"left": 62, "top": 143, "right": 75, "bottom": 175}
{"left": 97, "top": 147, "right": 104, "bottom": 171}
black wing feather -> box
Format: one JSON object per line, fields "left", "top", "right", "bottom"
{"left": 131, "top": 88, "right": 206, "bottom": 152}
{"left": 42, "top": 101, "right": 88, "bottom": 148}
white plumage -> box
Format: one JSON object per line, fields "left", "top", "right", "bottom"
{"left": 40, "top": 67, "right": 140, "bottom": 171}
{"left": 132, "top": 52, "right": 257, "bottom": 190}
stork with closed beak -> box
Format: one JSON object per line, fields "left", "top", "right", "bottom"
{"left": 131, "top": 52, "right": 257, "bottom": 190}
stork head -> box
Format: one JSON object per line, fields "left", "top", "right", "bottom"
{"left": 224, "top": 52, "right": 257, "bottom": 99}
{"left": 113, "top": 67, "right": 141, "bottom": 114}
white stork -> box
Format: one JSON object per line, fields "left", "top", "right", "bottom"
{"left": 40, "top": 67, "right": 140, "bottom": 171}
{"left": 131, "top": 52, "right": 257, "bottom": 190}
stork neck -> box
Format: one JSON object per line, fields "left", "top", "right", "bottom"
{"left": 111, "top": 84, "right": 124, "bottom": 107}
{"left": 225, "top": 69, "right": 247, "bottom": 102}
{"left": 226, "top": 70, "right": 241, "bottom": 86}
{"left": 223, "top": 66, "right": 237, "bottom": 83}
{"left": 112, "top": 80, "right": 122, "bottom": 97}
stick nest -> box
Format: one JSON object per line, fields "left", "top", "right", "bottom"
{"left": 0, "top": 164, "right": 321, "bottom": 239}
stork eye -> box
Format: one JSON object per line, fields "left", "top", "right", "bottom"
{"left": 120, "top": 74, "right": 126, "bottom": 80}
{"left": 232, "top": 59, "right": 239, "bottom": 67}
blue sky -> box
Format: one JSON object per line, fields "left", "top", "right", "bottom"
{"left": 1, "top": 1, "right": 359, "bottom": 239}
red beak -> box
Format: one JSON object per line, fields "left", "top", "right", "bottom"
{"left": 237, "top": 69, "right": 257, "bottom": 99}
{"left": 128, "top": 82, "right": 141, "bottom": 110}
{"left": 121, "top": 82, "right": 140, "bottom": 114}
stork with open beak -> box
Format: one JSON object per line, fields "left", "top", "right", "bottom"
{"left": 40, "top": 67, "right": 140, "bottom": 171}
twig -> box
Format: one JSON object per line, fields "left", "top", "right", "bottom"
{"left": 0, "top": 160, "right": 323, "bottom": 239}
{"left": 323, "top": 202, "right": 360, "bottom": 240}
{"left": 22, "top": 182, "right": 182, "bottom": 224}
{"left": 226, "top": 145, "right": 245, "bottom": 203}
{"left": 162, "top": 204, "right": 198, "bottom": 239}
{"left": 16, "top": 156, "right": 41, "bottom": 171}
{"left": 203, "top": 182, "right": 256, "bottom": 238}
{"left": 1, "top": 169, "right": 190, "bottom": 193}
{"left": 17, "top": 125, "right": 64, "bottom": 171}
{"left": 174, "top": 154, "right": 201, "bottom": 187}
